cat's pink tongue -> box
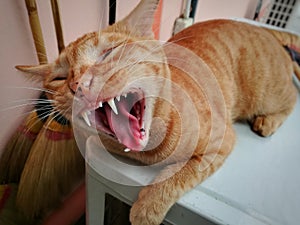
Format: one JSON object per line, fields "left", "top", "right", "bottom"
{"left": 104, "top": 102, "right": 141, "bottom": 151}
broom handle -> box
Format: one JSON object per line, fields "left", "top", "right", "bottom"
{"left": 25, "top": 0, "right": 48, "bottom": 64}
{"left": 50, "top": 0, "right": 65, "bottom": 53}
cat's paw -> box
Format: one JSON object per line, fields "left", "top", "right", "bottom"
{"left": 251, "top": 115, "right": 280, "bottom": 137}
{"left": 130, "top": 190, "right": 166, "bottom": 225}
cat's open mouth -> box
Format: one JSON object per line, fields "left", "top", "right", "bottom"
{"left": 80, "top": 90, "right": 146, "bottom": 152}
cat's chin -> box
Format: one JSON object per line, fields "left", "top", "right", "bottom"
{"left": 78, "top": 89, "right": 149, "bottom": 152}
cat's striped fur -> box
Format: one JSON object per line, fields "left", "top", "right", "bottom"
{"left": 11, "top": 0, "right": 300, "bottom": 224}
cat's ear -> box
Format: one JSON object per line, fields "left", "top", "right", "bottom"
{"left": 119, "top": 0, "right": 160, "bottom": 37}
{"left": 15, "top": 64, "right": 51, "bottom": 81}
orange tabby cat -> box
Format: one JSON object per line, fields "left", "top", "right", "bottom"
{"left": 15, "top": 0, "right": 300, "bottom": 224}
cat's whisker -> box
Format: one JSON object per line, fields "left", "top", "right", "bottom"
{"left": 0, "top": 105, "right": 53, "bottom": 133}
{"left": 43, "top": 105, "right": 71, "bottom": 129}
{"left": 124, "top": 35, "right": 192, "bottom": 67}
{"left": 129, "top": 8, "right": 157, "bottom": 36}
{"left": 51, "top": 103, "right": 72, "bottom": 119}
{"left": 111, "top": 32, "right": 192, "bottom": 74}
{"left": 121, "top": 39, "right": 162, "bottom": 66}
{"left": 124, "top": 59, "right": 167, "bottom": 77}
{"left": 28, "top": 33, "right": 49, "bottom": 63}
{"left": 0, "top": 102, "right": 44, "bottom": 112}
{"left": 56, "top": 106, "right": 71, "bottom": 120}
{"left": 7, "top": 98, "right": 56, "bottom": 105}
{"left": 114, "top": 5, "right": 159, "bottom": 67}
{"left": 0, "top": 97, "right": 57, "bottom": 112}
{"left": 34, "top": 108, "right": 55, "bottom": 121}
{"left": 110, "top": 31, "right": 118, "bottom": 69}
{"left": 117, "top": 35, "right": 191, "bottom": 70}
{"left": 97, "top": 0, "right": 109, "bottom": 43}
{"left": 115, "top": 40, "right": 154, "bottom": 67}
{"left": 42, "top": 112, "right": 59, "bottom": 130}
{"left": 31, "top": 33, "right": 47, "bottom": 48}
{"left": 0, "top": 93, "right": 57, "bottom": 124}
{"left": 21, "top": 109, "right": 53, "bottom": 133}
{"left": 4, "top": 86, "right": 58, "bottom": 95}
{"left": 124, "top": 38, "right": 191, "bottom": 75}
{"left": 0, "top": 110, "right": 53, "bottom": 133}
{"left": 122, "top": 42, "right": 142, "bottom": 66}
{"left": 35, "top": 51, "right": 48, "bottom": 58}
{"left": 116, "top": 37, "right": 133, "bottom": 68}
{"left": 42, "top": 105, "right": 66, "bottom": 127}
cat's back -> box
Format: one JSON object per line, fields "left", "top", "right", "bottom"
{"left": 167, "top": 19, "right": 294, "bottom": 120}
{"left": 168, "top": 19, "right": 287, "bottom": 72}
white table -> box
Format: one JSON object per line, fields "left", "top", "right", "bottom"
{"left": 86, "top": 90, "right": 300, "bottom": 225}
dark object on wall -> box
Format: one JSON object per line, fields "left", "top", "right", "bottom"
{"left": 189, "top": 0, "right": 198, "bottom": 19}
{"left": 253, "top": 0, "right": 263, "bottom": 20}
{"left": 109, "top": 0, "right": 116, "bottom": 25}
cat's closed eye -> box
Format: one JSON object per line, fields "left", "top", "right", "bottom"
{"left": 52, "top": 76, "right": 67, "bottom": 81}
{"left": 96, "top": 48, "right": 113, "bottom": 64}
{"left": 103, "top": 48, "right": 113, "bottom": 59}
{"left": 48, "top": 73, "right": 68, "bottom": 88}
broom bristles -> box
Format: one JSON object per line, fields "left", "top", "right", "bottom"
{"left": 0, "top": 111, "right": 44, "bottom": 184}
{"left": 16, "top": 116, "right": 85, "bottom": 219}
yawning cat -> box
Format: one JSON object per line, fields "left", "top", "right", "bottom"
{"left": 11, "top": 0, "right": 300, "bottom": 224}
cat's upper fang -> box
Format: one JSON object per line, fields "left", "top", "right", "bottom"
{"left": 80, "top": 90, "right": 146, "bottom": 151}
{"left": 107, "top": 98, "right": 118, "bottom": 115}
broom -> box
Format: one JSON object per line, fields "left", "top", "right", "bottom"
{"left": 0, "top": 0, "right": 50, "bottom": 184}
{"left": 16, "top": 113, "right": 85, "bottom": 219}
{"left": 14, "top": 0, "right": 85, "bottom": 219}
{"left": 0, "top": 92, "right": 52, "bottom": 184}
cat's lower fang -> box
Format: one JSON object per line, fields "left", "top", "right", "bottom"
{"left": 81, "top": 111, "right": 91, "bottom": 126}
{"left": 124, "top": 148, "right": 131, "bottom": 153}
{"left": 87, "top": 91, "right": 145, "bottom": 151}
{"left": 107, "top": 98, "right": 118, "bottom": 115}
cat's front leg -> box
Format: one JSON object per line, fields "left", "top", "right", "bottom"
{"left": 130, "top": 126, "right": 235, "bottom": 225}
{"left": 130, "top": 162, "right": 187, "bottom": 225}
{"left": 130, "top": 158, "right": 217, "bottom": 225}
{"left": 129, "top": 159, "right": 219, "bottom": 224}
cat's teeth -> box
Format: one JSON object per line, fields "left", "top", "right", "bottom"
{"left": 124, "top": 148, "right": 131, "bottom": 153}
{"left": 108, "top": 98, "right": 118, "bottom": 115}
{"left": 98, "top": 101, "right": 103, "bottom": 108}
{"left": 122, "top": 93, "right": 127, "bottom": 98}
{"left": 116, "top": 96, "right": 121, "bottom": 101}
{"left": 81, "top": 111, "right": 91, "bottom": 126}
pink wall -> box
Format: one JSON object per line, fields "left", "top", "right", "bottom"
{"left": 195, "top": 0, "right": 259, "bottom": 22}
{"left": 160, "top": 0, "right": 259, "bottom": 40}
{"left": 0, "top": 0, "right": 259, "bottom": 152}
{"left": 0, "top": 0, "right": 107, "bottom": 151}
{"left": 117, "top": 0, "right": 259, "bottom": 40}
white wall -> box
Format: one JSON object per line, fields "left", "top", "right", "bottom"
{"left": 0, "top": 0, "right": 259, "bottom": 152}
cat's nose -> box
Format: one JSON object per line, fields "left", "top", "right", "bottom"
{"left": 71, "top": 73, "right": 94, "bottom": 100}
{"left": 69, "top": 80, "right": 79, "bottom": 93}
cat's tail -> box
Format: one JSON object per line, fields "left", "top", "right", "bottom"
{"left": 265, "top": 28, "right": 300, "bottom": 81}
